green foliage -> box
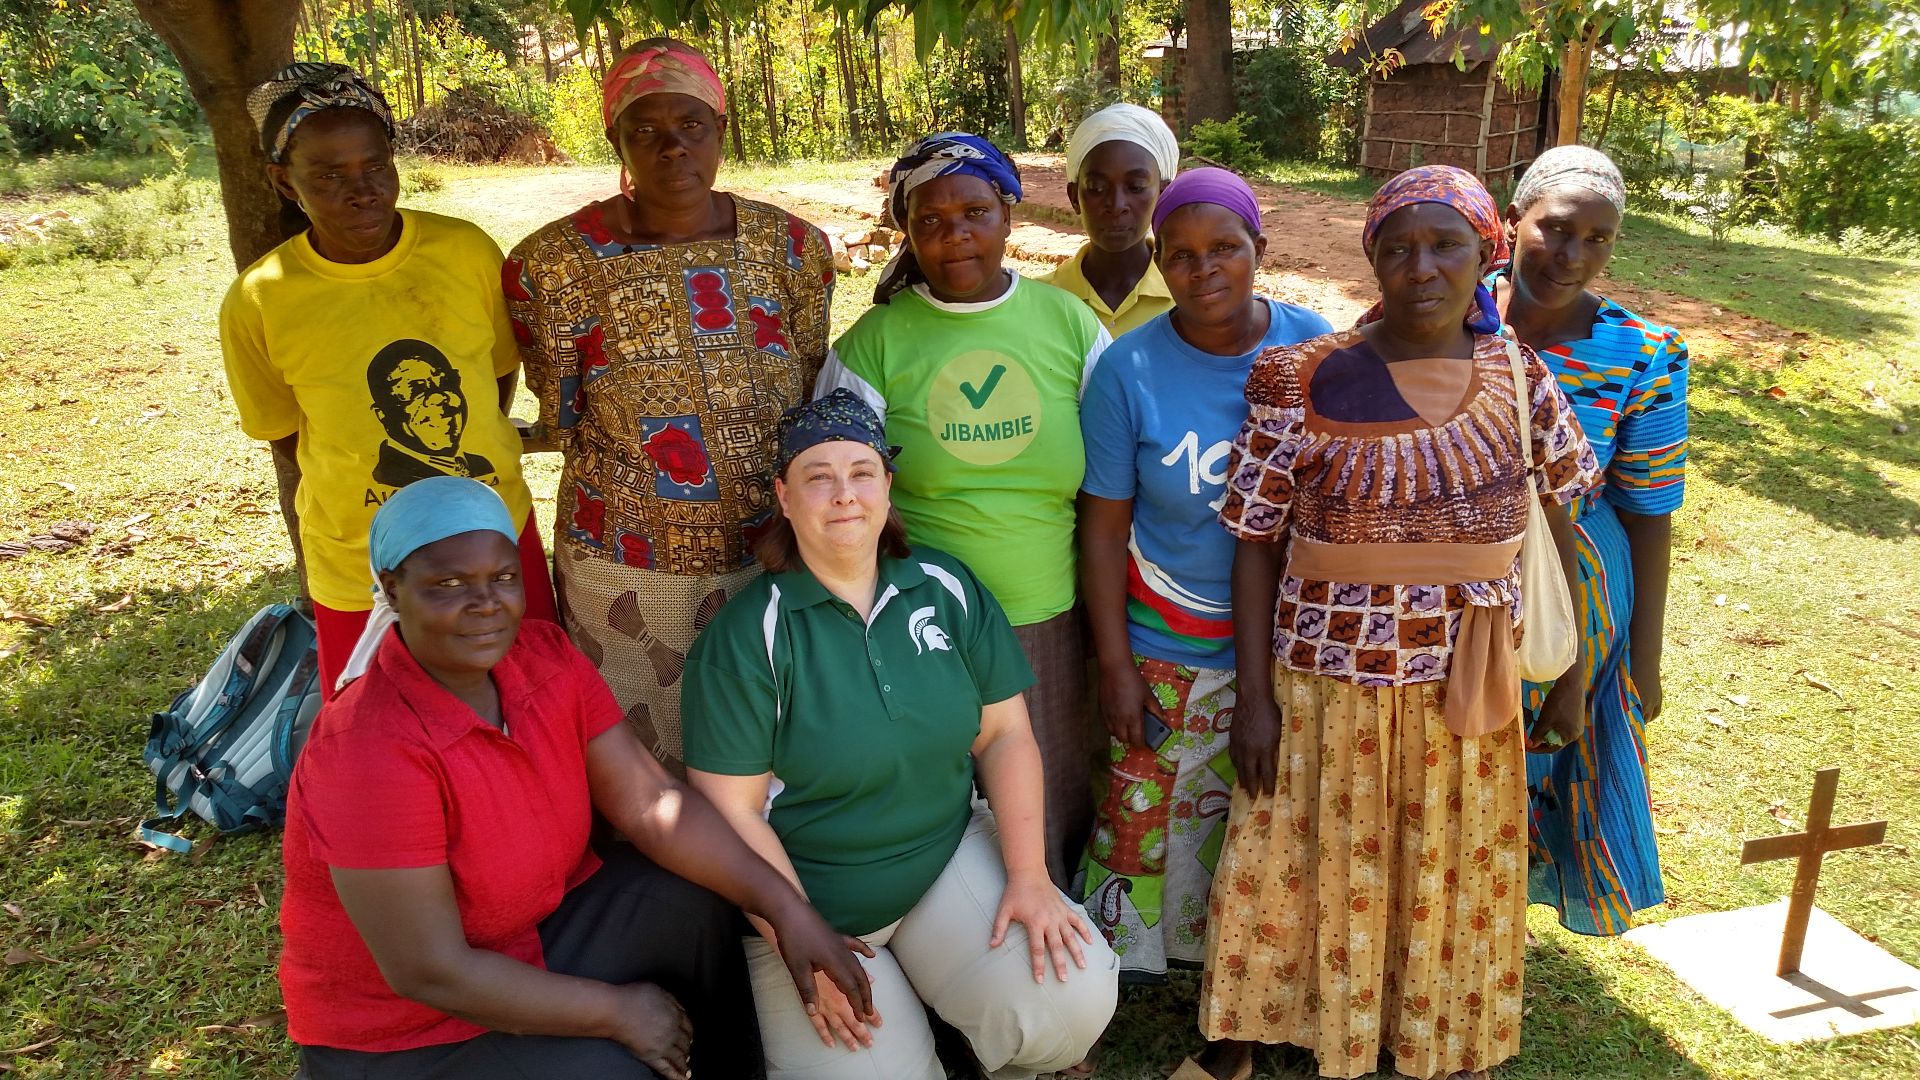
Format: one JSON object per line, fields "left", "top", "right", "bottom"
{"left": 1586, "top": 78, "right": 1920, "bottom": 241}
{"left": 1186, "top": 114, "right": 1269, "bottom": 172}
{"left": 1233, "top": 41, "right": 1365, "bottom": 163}
{"left": 0, "top": 0, "right": 202, "bottom": 155}
{"left": 547, "top": 66, "right": 615, "bottom": 164}
{"left": 403, "top": 163, "right": 447, "bottom": 194}
{"left": 1776, "top": 117, "right": 1920, "bottom": 239}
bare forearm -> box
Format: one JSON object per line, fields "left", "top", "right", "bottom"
{"left": 268, "top": 434, "right": 307, "bottom": 605}
{"left": 1231, "top": 540, "right": 1283, "bottom": 696}
{"left": 394, "top": 944, "right": 626, "bottom": 1038}
{"left": 1619, "top": 511, "right": 1672, "bottom": 671}
{"left": 1077, "top": 495, "right": 1135, "bottom": 673}
{"left": 608, "top": 780, "right": 810, "bottom": 925}
{"left": 974, "top": 726, "right": 1050, "bottom": 882}
{"left": 1543, "top": 501, "right": 1588, "bottom": 676}
{"left": 497, "top": 371, "right": 518, "bottom": 415}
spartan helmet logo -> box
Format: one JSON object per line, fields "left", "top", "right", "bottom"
{"left": 908, "top": 606, "right": 952, "bottom": 655}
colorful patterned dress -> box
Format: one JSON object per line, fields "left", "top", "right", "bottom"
{"left": 505, "top": 196, "right": 834, "bottom": 772}
{"left": 1202, "top": 327, "right": 1598, "bottom": 1079}
{"left": 1508, "top": 290, "right": 1690, "bottom": 936}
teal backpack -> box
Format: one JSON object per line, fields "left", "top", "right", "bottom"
{"left": 140, "top": 603, "right": 323, "bottom": 853}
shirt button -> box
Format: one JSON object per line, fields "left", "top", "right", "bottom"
{"left": 882, "top": 684, "right": 892, "bottom": 692}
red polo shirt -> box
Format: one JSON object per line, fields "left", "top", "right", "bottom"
{"left": 278, "top": 619, "right": 621, "bottom": 1051}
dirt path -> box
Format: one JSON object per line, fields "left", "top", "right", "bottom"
{"left": 466, "top": 157, "right": 1784, "bottom": 363}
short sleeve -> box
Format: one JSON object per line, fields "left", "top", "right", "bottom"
{"left": 681, "top": 618, "right": 780, "bottom": 776}
{"left": 1218, "top": 379, "right": 1308, "bottom": 542}
{"left": 1605, "top": 329, "right": 1689, "bottom": 514}
{"left": 1078, "top": 356, "right": 1137, "bottom": 500}
{"left": 953, "top": 559, "right": 1036, "bottom": 705}
{"left": 784, "top": 215, "right": 836, "bottom": 386}
{"left": 1525, "top": 344, "right": 1602, "bottom": 505}
{"left": 503, "top": 225, "right": 573, "bottom": 450}
{"left": 296, "top": 730, "right": 448, "bottom": 869}
{"left": 219, "top": 278, "right": 299, "bottom": 442}
{"left": 562, "top": 636, "right": 622, "bottom": 744}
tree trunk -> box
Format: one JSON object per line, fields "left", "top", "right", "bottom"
{"left": 362, "top": 0, "right": 380, "bottom": 91}
{"left": 1182, "top": 0, "right": 1233, "bottom": 129}
{"left": 835, "top": 11, "right": 862, "bottom": 149}
{"left": 536, "top": 20, "right": 554, "bottom": 82}
{"left": 591, "top": 20, "right": 606, "bottom": 79}
{"left": 413, "top": 4, "right": 427, "bottom": 115}
{"left": 872, "top": 28, "right": 891, "bottom": 146}
{"left": 603, "top": 17, "right": 624, "bottom": 57}
{"left": 134, "top": 0, "right": 306, "bottom": 598}
{"left": 1596, "top": 62, "right": 1622, "bottom": 145}
{"left": 1556, "top": 21, "right": 1602, "bottom": 145}
{"left": 1005, "top": 24, "right": 1027, "bottom": 150}
{"left": 133, "top": 1, "right": 303, "bottom": 270}
{"left": 719, "top": 16, "right": 747, "bottom": 159}
{"left": 757, "top": 15, "right": 781, "bottom": 159}
{"left": 1097, "top": 9, "right": 1122, "bottom": 95}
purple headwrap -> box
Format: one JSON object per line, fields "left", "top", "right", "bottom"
{"left": 1150, "top": 167, "right": 1262, "bottom": 236}
{"left": 1358, "top": 165, "right": 1509, "bottom": 334}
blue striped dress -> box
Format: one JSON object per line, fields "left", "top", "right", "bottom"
{"left": 1517, "top": 295, "right": 1689, "bottom": 935}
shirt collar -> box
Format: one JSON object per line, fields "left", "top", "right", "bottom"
{"left": 771, "top": 555, "right": 931, "bottom": 613}
{"left": 1052, "top": 243, "right": 1171, "bottom": 315}
{"left": 371, "top": 622, "right": 535, "bottom": 748}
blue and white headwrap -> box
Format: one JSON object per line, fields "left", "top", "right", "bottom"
{"left": 875, "top": 132, "right": 1023, "bottom": 303}
{"left": 336, "top": 476, "right": 519, "bottom": 691}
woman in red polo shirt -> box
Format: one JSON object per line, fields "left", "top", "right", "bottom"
{"left": 279, "top": 477, "right": 873, "bottom": 1080}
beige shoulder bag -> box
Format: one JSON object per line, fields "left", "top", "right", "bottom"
{"left": 1504, "top": 339, "right": 1579, "bottom": 683}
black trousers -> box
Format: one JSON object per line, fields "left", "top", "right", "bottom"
{"left": 298, "top": 846, "right": 765, "bottom": 1080}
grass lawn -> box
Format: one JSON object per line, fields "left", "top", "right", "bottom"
{"left": 1, "top": 158, "right": 1916, "bottom": 1079}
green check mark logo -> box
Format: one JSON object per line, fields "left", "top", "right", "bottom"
{"left": 959, "top": 364, "right": 1006, "bottom": 410}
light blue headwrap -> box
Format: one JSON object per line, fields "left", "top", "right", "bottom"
{"left": 337, "top": 476, "right": 519, "bottom": 690}
{"left": 368, "top": 475, "right": 518, "bottom": 576}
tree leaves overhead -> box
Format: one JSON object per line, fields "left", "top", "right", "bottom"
{"left": 567, "top": 0, "right": 1120, "bottom": 58}
{"left": 1372, "top": 0, "right": 1920, "bottom": 104}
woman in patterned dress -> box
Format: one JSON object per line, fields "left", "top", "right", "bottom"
{"left": 1195, "top": 166, "right": 1600, "bottom": 1080}
{"left": 505, "top": 40, "right": 835, "bottom": 773}
{"left": 1491, "top": 146, "right": 1689, "bottom": 936}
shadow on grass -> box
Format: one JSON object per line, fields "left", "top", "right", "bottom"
{"left": 1025, "top": 953, "right": 1715, "bottom": 1079}
{"left": 0, "top": 570, "right": 299, "bottom": 1078}
{"left": 1690, "top": 361, "right": 1920, "bottom": 538}
{"left": 1610, "top": 214, "right": 1918, "bottom": 348}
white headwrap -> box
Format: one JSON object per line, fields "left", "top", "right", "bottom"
{"left": 1513, "top": 145, "right": 1627, "bottom": 214}
{"left": 1066, "top": 103, "right": 1180, "bottom": 184}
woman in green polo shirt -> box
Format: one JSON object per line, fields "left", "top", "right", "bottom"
{"left": 682, "top": 391, "right": 1118, "bottom": 1080}
{"left": 815, "top": 132, "right": 1111, "bottom": 892}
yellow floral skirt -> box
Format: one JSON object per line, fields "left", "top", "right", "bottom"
{"left": 1199, "top": 665, "right": 1527, "bottom": 1079}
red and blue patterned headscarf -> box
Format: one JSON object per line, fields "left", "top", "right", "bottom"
{"left": 874, "top": 132, "right": 1023, "bottom": 303}
{"left": 1360, "top": 165, "right": 1510, "bottom": 333}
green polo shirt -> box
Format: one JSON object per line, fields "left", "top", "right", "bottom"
{"left": 682, "top": 546, "right": 1035, "bottom": 935}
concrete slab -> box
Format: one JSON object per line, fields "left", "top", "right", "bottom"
{"left": 1625, "top": 900, "right": 1920, "bottom": 1043}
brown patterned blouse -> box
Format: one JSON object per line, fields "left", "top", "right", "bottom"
{"left": 504, "top": 195, "right": 834, "bottom": 575}
{"left": 1219, "top": 326, "right": 1600, "bottom": 687}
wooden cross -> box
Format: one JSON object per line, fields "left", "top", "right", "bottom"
{"left": 1741, "top": 767, "right": 1888, "bottom": 977}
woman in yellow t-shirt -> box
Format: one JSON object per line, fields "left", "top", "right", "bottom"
{"left": 219, "top": 63, "right": 555, "bottom": 698}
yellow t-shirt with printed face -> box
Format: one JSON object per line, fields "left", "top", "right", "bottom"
{"left": 220, "top": 209, "right": 533, "bottom": 611}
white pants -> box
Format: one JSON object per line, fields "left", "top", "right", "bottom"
{"left": 745, "top": 809, "right": 1119, "bottom": 1080}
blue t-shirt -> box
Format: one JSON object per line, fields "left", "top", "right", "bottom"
{"left": 1080, "top": 297, "right": 1334, "bottom": 666}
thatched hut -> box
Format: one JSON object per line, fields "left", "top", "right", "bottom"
{"left": 1329, "top": 1, "right": 1554, "bottom": 193}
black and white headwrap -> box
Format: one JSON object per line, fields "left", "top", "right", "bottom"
{"left": 246, "top": 62, "right": 394, "bottom": 164}
{"left": 873, "top": 132, "right": 1022, "bottom": 304}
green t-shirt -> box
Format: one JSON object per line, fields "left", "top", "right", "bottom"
{"left": 817, "top": 275, "right": 1110, "bottom": 625}
{"left": 681, "top": 547, "right": 1035, "bottom": 935}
